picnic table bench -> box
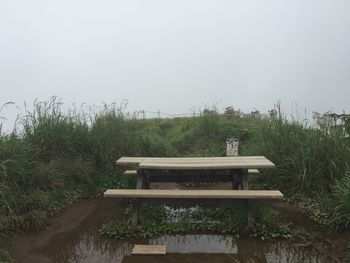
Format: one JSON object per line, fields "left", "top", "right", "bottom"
{"left": 105, "top": 156, "right": 282, "bottom": 228}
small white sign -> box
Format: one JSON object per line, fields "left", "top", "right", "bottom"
{"left": 226, "top": 137, "right": 239, "bottom": 156}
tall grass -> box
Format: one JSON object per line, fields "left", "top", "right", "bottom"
{"left": 254, "top": 109, "right": 350, "bottom": 195}
{"left": 0, "top": 99, "right": 133, "bottom": 235}
{"left": 0, "top": 98, "right": 349, "bottom": 236}
{"left": 331, "top": 171, "right": 350, "bottom": 231}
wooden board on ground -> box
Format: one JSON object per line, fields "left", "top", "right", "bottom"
{"left": 122, "top": 254, "right": 240, "bottom": 263}
{"left": 132, "top": 245, "right": 166, "bottom": 255}
{"left": 104, "top": 189, "right": 283, "bottom": 199}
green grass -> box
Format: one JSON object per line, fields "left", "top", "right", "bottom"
{"left": 0, "top": 248, "right": 14, "bottom": 263}
{"left": 0, "top": 98, "right": 349, "bottom": 239}
{"left": 330, "top": 171, "right": 350, "bottom": 231}
{"left": 100, "top": 203, "right": 290, "bottom": 240}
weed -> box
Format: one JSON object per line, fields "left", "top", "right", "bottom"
{"left": 100, "top": 204, "right": 290, "bottom": 240}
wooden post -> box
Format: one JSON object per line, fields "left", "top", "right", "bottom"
{"left": 241, "top": 169, "right": 249, "bottom": 190}
{"left": 246, "top": 200, "right": 255, "bottom": 230}
{"left": 231, "top": 170, "right": 236, "bottom": 189}
{"left": 130, "top": 169, "right": 144, "bottom": 227}
{"left": 233, "top": 169, "right": 243, "bottom": 190}
{"left": 136, "top": 169, "right": 144, "bottom": 189}
{"left": 232, "top": 173, "right": 238, "bottom": 189}
{"left": 143, "top": 169, "right": 151, "bottom": 189}
{"left": 241, "top": 169, "right": 254, "bottom": 229}
{"left": 130, "top": 198, "right": 140, "bottom": 227}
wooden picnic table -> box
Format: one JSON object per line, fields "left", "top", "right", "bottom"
{"left": 116, "top": 156, "right": 275, "bottom": 190}
{"left": 111, "top": 156, "right": 279, "bottom": 227}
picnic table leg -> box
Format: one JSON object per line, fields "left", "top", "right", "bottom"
{"left": 130, "top": 169, "right": 144, "bottom": 227}
{"left": 233, "top": 169, "right": 243, "bottom": 190}
{"left": 130, "top": 169, "right": 151, "bottom": 227}
{"left": 143, "top": 169, "right": 151, "bottom": 189}
{"left": 130, "top": 198, "right": 140, "bottom": 227}
{"left": 136, "top": 168, "right": 144, "bottom": 189}
{"left": 240, "top": 169, "right": 255, "bottom": 229}
{"left": 241, "top": 169, "right": 249, "bottom": 190}
{"left": 246, "top": 200, "right": 255, "bottom": 229}
{"left": 231, "top": 169, "right": 235, "bottom": 189}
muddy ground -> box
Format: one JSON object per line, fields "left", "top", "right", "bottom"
{"left": 6, "top": 183, "right": 350, "bottom": 263}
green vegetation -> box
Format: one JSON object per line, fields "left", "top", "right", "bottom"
{"left": 252, "top": 109, "right": 350, "bottom": 229}
{"left": 330, "top": 171, "right": 350, "bottom": 231}
{"left": 0, "top": 98, "right": 349, "bottom": 240}
{"left": 100, "top": 203, "right": 290, "bottom": 240}
{"left": 0, "top": 248, "right": 14, "bottom": 263}
{"left": 0, "top": 99, "right": 134, "bottom": 236}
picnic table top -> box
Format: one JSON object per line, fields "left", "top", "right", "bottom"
{"left": 116, "top": 156, "right": 275, "bottom": 170}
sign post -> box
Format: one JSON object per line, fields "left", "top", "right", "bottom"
{"left": 226, "top": 137, "right": 239, "bottom": 156}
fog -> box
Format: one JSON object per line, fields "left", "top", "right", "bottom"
{"left": 1, "top": 0, "right": 350, "bottom": 131}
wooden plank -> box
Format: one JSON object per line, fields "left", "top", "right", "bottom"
{"left": 145, "top": 156, "right": 267, "bottom": 162}
{"left": 117, "top": 156, "right": 268, "bottom": 162}
{"left": 130, "top": 199, "right": 140, "bottom": 226}
{"left": 104, "top": 189, "right": 284, "bottom": 199}
{"left": 116, "top": 156, "right": 273, "bottom": 166}
{"left": 123, "top": 254, "right": 238, "bottom": 262}
{"left": 132, "top": 245, "right": 166, "bottom": 255}
{"left": 124, "top": 170, "right": 137, "bottom": 176}
{"left": 116, "top": 157, "right": 145, "bottom": 166}
{"left": 138, "top": 160, "right": 275, "bottom": 170}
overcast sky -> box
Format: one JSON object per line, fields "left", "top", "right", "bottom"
{"left": 1, "top": 0, "right": 350, "bottom": 130}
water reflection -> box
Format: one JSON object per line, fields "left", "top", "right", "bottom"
{"left": 150, "top": 234, "right": 237, "bottom": 253}
{"left": 46, "top": 231, "right": 338, "bottom": 263}
{"left": 36, "top": 199, "right": 344, "bottom": 263}
{"left": 48, "top": 231, "right": 132, "bottom": 263}
{"left": 238, "top": 239, "right": 321, "bottom": 263}
{"left": 265, "top": 242, "right": 319, "bottom": 263}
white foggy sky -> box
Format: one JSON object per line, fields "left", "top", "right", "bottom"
{"left": 1, "top": 0, "right": 350, "bottom": 130}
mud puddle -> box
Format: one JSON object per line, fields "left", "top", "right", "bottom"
{"left": 8, "top": 186, "right": 350, "bottom": 263}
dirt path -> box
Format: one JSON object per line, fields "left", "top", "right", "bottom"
{"left": 10, "top": 198, "right": 122, "bottom": 263}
